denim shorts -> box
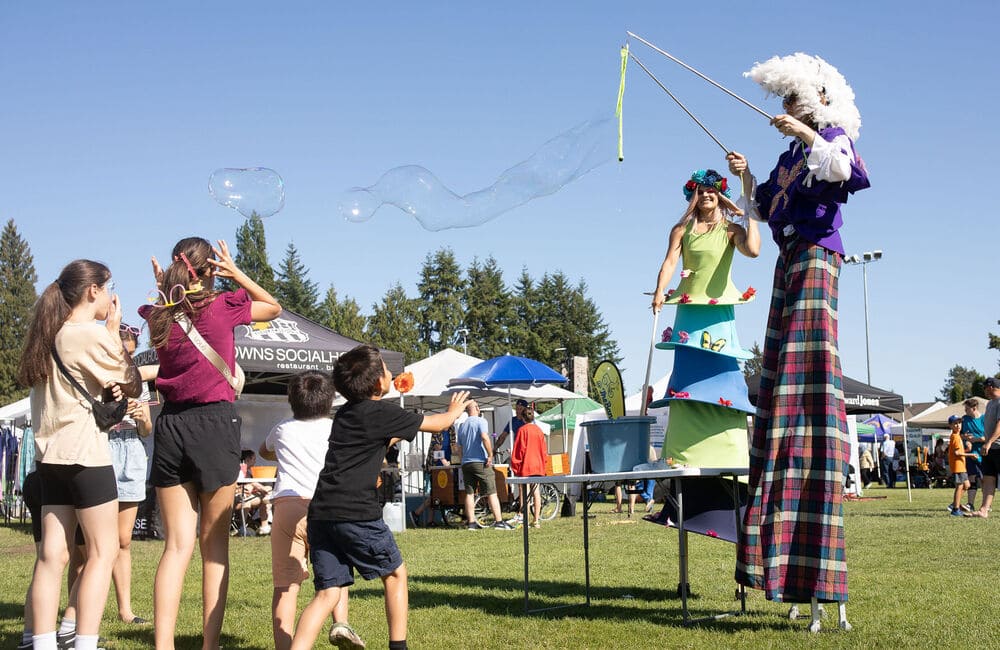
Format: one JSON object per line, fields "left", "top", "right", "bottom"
{"left": 109, "top": 428, "right": 148, "bottom": 502}
{"left": 307, "top": 518, "right": 403, "bottom": 590}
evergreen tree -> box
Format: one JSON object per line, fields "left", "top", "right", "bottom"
{"left": 319, "top": 284, "right": 367, "bottom": 341}
{"left": 416, "top": 248, "right": 465, "bottom": 354}
{"left": 530, "top": 272, "right": 621, "bottom": 369}
{"left": 507, "top": 268, "right": 541, "bottom": 359}
{"left": 0, "top": 219, "right": 37, "bottom": 401}
{"left": 274, "top": 242, "right": 320, "bottom": 319}
{"left": 366, "top": 283, "right": 426, "bottom": 363}
{"left": 742, "top": 341, "right": 764, "bottom": 381}
{"left": 940, "top": 365, "right": 986, "bottom": 403}
{"left": 462, "top": 256, "right": 510, "bottom": 358}
{"left": 230, "top": 213, "right": 276, "bottom": 294}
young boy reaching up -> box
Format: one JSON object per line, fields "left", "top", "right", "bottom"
{"left": 291, "top": 345, "right": 469, "bottom": 650}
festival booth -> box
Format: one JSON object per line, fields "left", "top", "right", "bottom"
{"left": 381, "top": 348, "right": 581, "bottom": 506}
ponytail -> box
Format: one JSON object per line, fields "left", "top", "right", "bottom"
{"left": 147, "top": 237, "right": 220, "bottom": 349}
{"left": 18, "top": 260, "right": 110, "bottom": 387}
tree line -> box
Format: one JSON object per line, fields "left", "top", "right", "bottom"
{"left": 229, "top": 215, "right": 622, "bottom": 376}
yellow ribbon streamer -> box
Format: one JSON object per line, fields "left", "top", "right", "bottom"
{"left": 616, "top": 44, "right": 628, "bottom": 162}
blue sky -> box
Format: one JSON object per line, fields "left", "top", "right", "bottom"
{"left": 2, "top": 2, "right": 998, "bottom": 403}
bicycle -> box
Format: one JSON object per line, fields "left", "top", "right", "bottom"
{"left": 474, "top": 481, "right": 561, "bottom": 527}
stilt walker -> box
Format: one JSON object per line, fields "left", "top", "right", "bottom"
{"left": 727, "top": 53, "right": 870, "bottom": 631}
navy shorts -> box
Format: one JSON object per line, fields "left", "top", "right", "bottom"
{"left": 36, "top": 463, "right": 118, "bottom": 510}
{"left": 151, "top": 401, "right": 241, "bottom": 492}
{"left": 307, "top": 518, "right": 403, "bottom": 590}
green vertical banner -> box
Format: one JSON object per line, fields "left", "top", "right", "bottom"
{"left": 593, "top": 360, "right": 626, "bottom": 419}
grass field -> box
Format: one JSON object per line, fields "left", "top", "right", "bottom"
{"left": 1, "top": 485, "right": 998, "bottom": 649}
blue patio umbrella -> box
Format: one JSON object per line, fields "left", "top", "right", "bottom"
{"left": 448, "top": 354, "right": 568, "bottom": 453}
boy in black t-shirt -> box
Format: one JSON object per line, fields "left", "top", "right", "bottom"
{"left": 291, "top": 345, "right": 469, "bottom": 650}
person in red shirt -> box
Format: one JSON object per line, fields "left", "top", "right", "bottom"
{"left": 510, "top": 405, "right": 549, "bottom": 528}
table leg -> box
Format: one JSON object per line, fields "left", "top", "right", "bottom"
{"left": 732, "top": 474, "right": 747, "bottom": 614}
{"left": 522, "top": 483, "right": 530, "bottom": 612}
{"left": 675, "top": 478, "right": 690, "bottom": 622}
{"left": 240, "top": 485, "right": 250, "bottom": 536}
{"left": 582, "top": 481, "right": 590, "bottom": 606}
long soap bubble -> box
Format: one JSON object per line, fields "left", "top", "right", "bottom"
{"left": 338, "top": 116, "right": 616, "bottom": 231}
{"left": 209, "top": 167, "right": 285, "bottom": 219}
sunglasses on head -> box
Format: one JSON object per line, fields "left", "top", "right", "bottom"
{"left": 119, "top": 323, "right": 142, "bottom": 337}
{"left": 147, "top": 284, "right": 200, "bottom": 308}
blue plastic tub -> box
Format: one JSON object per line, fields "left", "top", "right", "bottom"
{"left": 580, "top": 416, "right": 654, "bottom": 474}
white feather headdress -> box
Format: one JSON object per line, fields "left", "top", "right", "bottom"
{"left": 745, "top": 53, "right": 861, "bottom": 140}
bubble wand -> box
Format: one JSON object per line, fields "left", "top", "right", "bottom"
{"left": 626, "top": 31, "right": 773, "bottom": 120}
{"left": 628, "top": 51, "right": 731, "bottom": 155}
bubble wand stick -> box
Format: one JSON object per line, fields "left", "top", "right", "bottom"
{"left": 628, "top": 52, "right": 731, "bottom": 155}
{"left": 626, "top": 31, "right": 773, "bottom": 120}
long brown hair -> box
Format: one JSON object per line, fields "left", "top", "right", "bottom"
{"left": 18, "top": 260, "right": 111, "bottom": 387}
{"left": 147, "top": 237, "right": 220, "bottom": 349}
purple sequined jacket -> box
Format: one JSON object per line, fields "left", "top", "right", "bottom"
{"left": 755, "top": 126, "right": 870, "bottom": 255}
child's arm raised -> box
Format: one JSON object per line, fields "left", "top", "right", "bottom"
{"left": 420, "top": 390, "right": 471, "bottom": 433}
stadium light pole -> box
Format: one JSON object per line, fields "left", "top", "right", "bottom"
{"left": 844, "top": 250, "right": 883, "bottom": 386}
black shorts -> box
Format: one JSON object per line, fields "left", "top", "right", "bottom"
{"left": 308, "top": 518, "right": 403, "bottom": 590}
{"left": 23, "top": 471, "right": 86, "bottom": 545}
{"left": 36, "top": 463, "right": 118, "bottom": 510}
{"left": 151, "top": 401, "right": 241, "bottom": 492}
{"left": 981, "top": 450, "right": 1000, "bottom": 478}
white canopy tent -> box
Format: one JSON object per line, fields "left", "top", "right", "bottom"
{"left": 0, "top": 396, "right": 31, "bottom": 424}
{"left": 908, "top": 397, "right": 987, "bottom": 430}
{"left": 381, "top": 348, "right": 581, "bottom": 491}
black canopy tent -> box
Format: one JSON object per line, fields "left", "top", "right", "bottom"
{"left": 745, "top": 373, "right": 904, "bottom": 414}
{"left": 135, "top": 308, "right": 404, "bottom": 395}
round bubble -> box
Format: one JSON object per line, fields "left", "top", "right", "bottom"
{"left": 208, "top": 167, "right": 285, "bottom": 219}
{"left": 337, "top": 188, "right": 380, "bottom": 223}
{"left": 339, "top": 116, "right": 616, "bottom": 231}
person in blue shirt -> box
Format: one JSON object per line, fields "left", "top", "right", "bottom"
{"left": 455, "top": 401, "right": 513, "bottom": 530}
{"left": 494, "top": 399, "right": 528, "bottom": 462}
{"left": 962, "top": 398, "right": 986, "bottom": 510}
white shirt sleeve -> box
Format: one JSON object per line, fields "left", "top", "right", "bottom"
{"left": 735, "top": 173, "right": 762, "bottom": 221}
{"left": 804, "top": 134, "right": 853, "bottom": 185}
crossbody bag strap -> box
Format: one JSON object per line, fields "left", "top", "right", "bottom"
{"left": 51, "top": 348, "right": 101, "bottom": 408}
{"left": 174, "top": 313, "right": 239, "bottom": 388}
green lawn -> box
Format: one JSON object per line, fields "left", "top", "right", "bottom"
{"left": 1, "top": 485, "right": 998, "bottom": 649}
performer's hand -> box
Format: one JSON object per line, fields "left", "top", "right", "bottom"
{"left": 651, "top": 292, "right": 665, "bottom": 314}
{"left": 769, "top": 114, "right": 816, "bottom": 144}
{"left": 727, "top": 152, "right": 748, "bottom": 176}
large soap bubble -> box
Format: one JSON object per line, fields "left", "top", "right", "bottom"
{"left": 337, "top": 116, "right": 616, "bottom": 231}
{"left": 209, "top": 167, "right": 285, "bottom": 219}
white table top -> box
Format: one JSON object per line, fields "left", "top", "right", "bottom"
{"left": 237, "top": 476, "right": 276, "bottom": 484}
{"left": 505, "top": 466, "right": 748, "bottom": 485}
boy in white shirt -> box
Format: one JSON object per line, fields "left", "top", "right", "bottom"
{"left": 259, "top": 371, "right": 361, "bottom": 650}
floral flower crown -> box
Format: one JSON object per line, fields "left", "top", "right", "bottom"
{"left": 682, "top": 169, "right": 731, "bottom": 201}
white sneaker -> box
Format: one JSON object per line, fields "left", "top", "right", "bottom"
{"left": 257, "top": 524, "right": 271, "bottom": 536}
{"left": 329, "top": 622, "right": 366, "bottom": 649}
